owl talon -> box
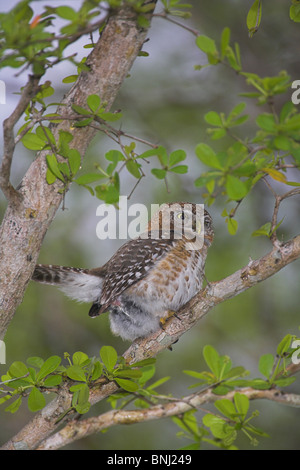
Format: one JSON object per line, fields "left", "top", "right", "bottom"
{"left": 167, "top": 339, "right": 179, "bottom": 351}
{"left": 160, "top": 310, "right": 176, "bottom": 329}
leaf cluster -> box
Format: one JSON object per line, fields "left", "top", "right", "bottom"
{"left": 0, "top": 1, "right": 104, "bottom": 75}
{"left": 0, "top": 346, "right": 156, "bottom": 416}
{"left": 194, "top": 27, "right": 300, "bottom": 234}
{"left": 1, "top": 333, "right": 299, "bottom": 450}
{"left": 174, "top": 334, "right": 299, "bottom": 449}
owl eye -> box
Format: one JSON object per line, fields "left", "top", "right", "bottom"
{"left": 177, "top": 212, "right": 185, "bottom": 220}
{"left": 204, "top": 215, "right": 211, "bottom": 228}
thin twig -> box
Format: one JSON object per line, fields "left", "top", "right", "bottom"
{"left": 263, "top": 180, "right": 300, "bottom": 247}
{"left": 153, "top": 12, "right": 199, "bottom": 36}
{"left": 0, "top": 75, "right": 41, "bottom": 206}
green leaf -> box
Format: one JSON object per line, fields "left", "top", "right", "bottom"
{"left": 67, "top": 149, "right": 81, "bottom": 176}
{"left": 234, "top": 392, "right": 249, "bottom": 419}
{"left": 36, "top": 355, "right": 61, "bottom": 381}
{"left": 228, "top": 102, "right": 246, "bottom": 122}
{"left": 202, "top": 413, "right": 226, "bottom": 429}
{"left": 9, "top": 361, "right": 29, "bottom": 378}
{"left": 72, "top": 352, "right": 89, "bottom": 366}
{"left": 214, "top": 398, "right": 236, "bottom": 419}
{"left": 226, "top": 175, "right": 248, "bottom": 200}
{"left": 87, "top": 94, "right": 101, "bottom": 113}
{"left": 62, "top": 75, "right": 78, "bottom": 84}
{"left": 256, "top": 113, "right": 276, "bottom": 132}
{"left": 203, "top": 345, "right": 220, "bottom": 377}
{"left": 28, "top": 387, "right": 46, "bottom": 412}
{"left": 43, "top": 375, "right": 62, "bottom": 387}
{"left": 195, "top": 143, "right": 222, "bottom": 169}
{"left": 46, "top": 154, "right": 65, "bottom": 182}
{"left": 276, "top": 334, "right": 292, "bottom": 356}
{"left": 252, "top": 222, "right": 271, "bottom": 237}
{"left": 22, "top": 133, "right": 47, "bottom": 151}
{"left": 66, "top": 365, "right": 87, "bottom": 382}
{"left": 115, "top": 369, "right": 142, "bottom": 379}
{"left": 36, "top": 126, "right": 56, "bottom": 146}
{"left": 258, "top": 354, "right": 274, "bottom": 379}
{"left": 133, "top": 358, "right": 156, "bottom": 368}
{"left": 274, "top": 377, "right": 296, "bottom": 387}
{"left": 27, "top": 357, "right": 44, "bottom": 368}
{"left": 169, "top": 149, "right": 186, "bottom": 166}
{"left": 249, "top": 378, "right": 271, "bottom": 390}
{"left": 247, "top": 0, "right": 262, "bottom": 37}
{"left": 105, "top": 149, "right": 124, "bottom": 163}
{"left": 75, "top": 402, "right": 91, "bottom": 414}
{"left": 196, "top": 35, "right": 217, "bottom": 55}
{"left": 290, "top": 4, "right": 300, "bottom": 22}
{"left": 5, "top": 397, "right": 22, "bottom": 414}
{"left": 56, "top": 6, "right": 77, "bottom": 20}
{"left": 169, "top": 165, "right": 188, "bottom": 174}
{"left": 46, "top": 168, "right": 57, "bottom": 184}
{"left": 220, "top": 27, "right": 230, "bottom": 58}
{"left": 95, "top": 184, "right": 119, "bottom": 204}
{"left": 227, "top": 217, "right": 238, "bottom": 235}
{"left": 91, "top": 361, "right": 103, "bottom": 381}
{"left": 114, "top": 378, "right": 139, "bottom": 392}
{"left": 99, "top": 111, "right": 122, "bottom": 122}
{"left": 205, "top": 111, "right": 223, "bottom": 127}
{"left": 126, "top": 159, "right": 141, "bottom": 178}
{"left": 73, "top": 118, "right": 94, "bottom": 127}
{"left": 273, "top": 136, "right": 291, "bottom": 151}
{"left": 76, "top": 383, "right": 90, "bottom": 409}
{"left": 72, "top": 104, "right": 91, "bottom": 116}
{"left": 75, "top": 173, "right": 106, "bottom": 185}
{"left": 151, "top": 168, "right": 167, "bottom": 179}
{"left": 194, "top": 172, "right": 220, "bottom": 188}
{"left": 100, "top": 345, "right": 118, "bottom": 372}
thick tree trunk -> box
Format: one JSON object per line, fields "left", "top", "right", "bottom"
{"left": 0, "top": 4, "right": 155, "bottom": 339}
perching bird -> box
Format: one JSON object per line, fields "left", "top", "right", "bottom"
{"left": 32, "top": 202, "right": 214, "bottom": 341}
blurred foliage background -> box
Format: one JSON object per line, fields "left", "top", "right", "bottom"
{"left": 0, "top": 0, "right": 300, "bottom": 450}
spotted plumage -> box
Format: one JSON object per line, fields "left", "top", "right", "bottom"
{"left": 32, "top": 203, "right": 214, "bottom": 341}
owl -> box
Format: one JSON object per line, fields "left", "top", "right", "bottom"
{"left": 32, "top": 203, "right": 214, "bottom": 341}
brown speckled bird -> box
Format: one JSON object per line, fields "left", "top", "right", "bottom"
{"left": 32, "top": 203, "right": 214, "bottom": 341}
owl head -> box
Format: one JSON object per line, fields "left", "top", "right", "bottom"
{"left": 145, "top": 202, "right": 214, "bottom": 250}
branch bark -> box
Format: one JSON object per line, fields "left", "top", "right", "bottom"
{"left": 0, "top": 3, "right": 156, "bottom": 340}
{"left": 1, "top": 233, "right": 299, "bottom": 450}
{"left": 36, "top": 386, "right": 300, "bottom": 450}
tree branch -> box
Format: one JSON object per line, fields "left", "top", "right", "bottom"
{"left": 37, "top": 385, "right": 300, "bottom": 450}
{"left": 0, "top": 74, "right": 41, "bottom": 206}
{"left": 125, "top": 233, "right": 300, "bottom": 363}
{"left": 1, "top": 233, "right": 299, "bottom": 450}
{"left": 0, "top": 2, "right": 156, "bottom": 340}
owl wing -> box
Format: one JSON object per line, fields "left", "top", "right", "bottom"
{"left": 91, "top": 236, "right": 176, "bottom": 314}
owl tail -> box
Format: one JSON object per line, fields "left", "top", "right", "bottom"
{"left": 32, "top": 264, "right": 104, "bottom": 304}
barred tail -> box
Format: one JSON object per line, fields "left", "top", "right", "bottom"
{"left": 32, "top": 264, "right": 103, "bottom": 303}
